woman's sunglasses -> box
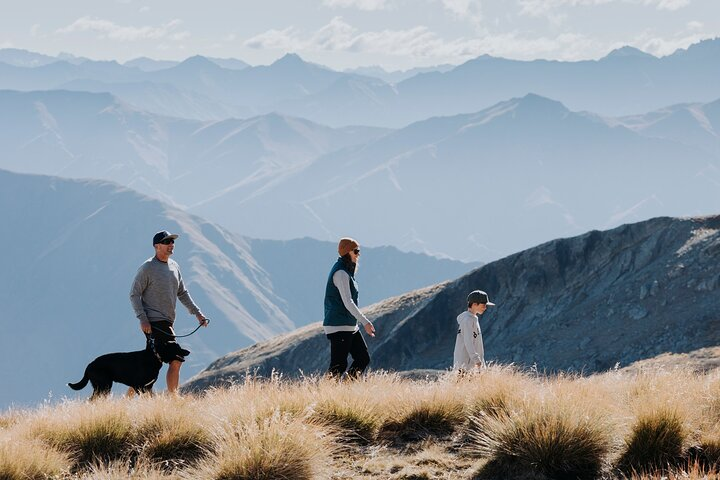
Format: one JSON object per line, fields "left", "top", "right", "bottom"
{"left": 353, "top": 248, "right": 360, "bottom": 254}
{"left": 160, "top": 239, "right": 175, "bottom": 245}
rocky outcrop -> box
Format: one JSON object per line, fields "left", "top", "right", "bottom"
{"left": 184, "top": 215, "right": 720, "bottom": 391}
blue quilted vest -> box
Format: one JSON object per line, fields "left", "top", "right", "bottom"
{"left": 323, "top": 258, "right": 359, "bottom": 327}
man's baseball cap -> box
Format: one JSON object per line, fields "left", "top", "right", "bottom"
{"left": 153, "top": 230, "right": 179, "bottom": 245}
{"left": 467, "top": 290, "right": 495, "bottom": 306}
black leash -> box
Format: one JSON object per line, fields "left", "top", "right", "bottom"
{"left": 151, "top": 319, "right": 210, "bottom": 338}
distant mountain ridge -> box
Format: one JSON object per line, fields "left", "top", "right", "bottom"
{"left": 185, "top": 214, "right": 720, "bottom": 391}
{"left": 2, "top": 39, "right": 720, "bottom": 126}
{"left": 1, "top": 89, "right": 718, "bottom": 262}
{"left": 196, "top": 93, "right": 720, "bottom": 261}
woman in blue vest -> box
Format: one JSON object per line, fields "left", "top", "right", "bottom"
{"left": 323, "top": 237, "right": 376, "bottom": 378}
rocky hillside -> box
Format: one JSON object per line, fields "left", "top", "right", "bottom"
{"left": 185, "top": 215, "right": 720, "bottom": 390}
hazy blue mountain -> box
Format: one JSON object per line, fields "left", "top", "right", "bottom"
{"left": 0, "top": 53, "right": 371, "bottom": 121}
{"left": 344, "top": 64, "right": 455, "bottom": 84}
{"left": 0, "top": 169, "right": 474, "bottom": 409}
{"left": 123, "top": 57, "right": 181, "bottom": 72}
{"left": 0, "top": 89, "right": 389, "bottom": 208}
{"left": 1, "top": 89, "right": 718, "bottom": 262}
{"left": 6, "top": 41, "right": 719, "bottom": 126}
{"left": 275, "top": 75, "right": 400, "bottom": 128}
{"left": 193, "top": 94, "right": 720, "bottom": 261}
{"left": 273, "top": 38, "right": 720, "bottom": 127}
{"left": 0, "top": 48, "right": 58, "bottom": 67}
{"left": 615, "top": 98, "right": 720, "bottom": 157}
{"left": 58, "top": 78, "right": 253, "bottom": 121}
{"left": 206, "top": 56, "right": 250, "bottom": 70}
{"left": 185, "top": 214, "right": 720, "bottom": 390}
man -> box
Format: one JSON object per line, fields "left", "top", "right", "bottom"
{"left": 453, "top": 290, "right": 495, "bottom": 372}
{"left": 129, "top": 230, "right": 208, "bottom": 393}
{"left": 323, "top": 237, "right": 376, "bottom": 379}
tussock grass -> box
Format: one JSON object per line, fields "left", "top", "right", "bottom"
{"left": 310, "top": 398, "right": 381, "bottom": 444}
{"left": 75, "top": 459, "right": 173, "bottom": 479}
{"left": 0, "top": 437, "right": 71, "bottom": 480}
{"left": 9, "top": 367, "right": 720, "bottom": 478}
{"left": 617, "top": 408, "right": 687, "bottom": 475}
{"left": 192, "top": 414, "right": 327, "bottom": 480}
{"left": 470, "top": 395, "right": 612, "bottom": 480}
{"left": 380, "top": 393, "right": 466, "bottom": 443}
{"left": 0, "top": 411, "right": 21, "bottom": 430}
{"left": 29, "top": 399, "right": 136, "bottom": 467}
{"left": 133, "top": 396, "right": 212, "bottom": 467}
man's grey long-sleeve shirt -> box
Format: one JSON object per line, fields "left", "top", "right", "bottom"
{"left": 129, "top": 256, "right": 201, "bottom": 324}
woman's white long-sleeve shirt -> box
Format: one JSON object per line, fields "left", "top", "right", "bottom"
{"left": 323, "top": 269, "right": 371, "bottom": 335}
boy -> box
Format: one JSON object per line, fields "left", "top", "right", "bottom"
{"left": 453, "top": 290, "right": 495, "bottom": 372}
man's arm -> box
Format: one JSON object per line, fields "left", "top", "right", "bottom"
{"left": 129, "top": 267, "right": 151, "bottom": 333}
{"left": 333, "top": 270, "right": 375, "bottom": 336}
{"left": 177, "top": 272, "right": 206, "bottom": 325}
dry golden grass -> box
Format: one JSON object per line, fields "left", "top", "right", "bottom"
{"left": 6, "top": 366, "right": 720, "bottom": 478}
{"left": 25, "top": 398, "right": 137, "bottom": 468}
{"left": 189, "top": 413, "right": 328, "bottom": 480}
{"left": 0, "top": 436, "right": 71, "bottom": 480}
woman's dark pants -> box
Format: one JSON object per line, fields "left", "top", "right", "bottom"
{"left": 327, "top": 330, "right": 370, "bottom": 378}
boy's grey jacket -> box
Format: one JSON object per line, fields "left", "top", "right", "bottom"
{"left": 453, "top": 310, "right": 485, "bottom": 370}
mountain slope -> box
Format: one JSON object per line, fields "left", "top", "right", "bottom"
{"left": 0, "top": 89, "right": 389, "bottom": 208}
{"left": 0, "top": 169, "right": 473, "bottom": 408}
{"left": 195, "top": 94, "right": 720, "bottom": 261}
{"left": 5, "top": 40, "right": 720, "bottom": 127}
{"left": 185, "top": 214, "right": 720, "bottom": 390}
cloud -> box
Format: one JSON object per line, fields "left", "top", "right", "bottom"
{"left": 0, "top": 41, "right": 13, "bottom": 49}
{"left": 322, "top": 0, "right": 392, "bottom": 10}
{"left": 651, "top": 0, "right": 690, "bottom": 10}
{"left": 636, "top": 32, "right": 709, "bottom": 56}
{"left": 30, "top": 24, "right": 41, "bottom": 37}
{"left": 244, "top": 27, "right": 300, "bottom": 50}
{"left": 519, "top": 0, "right": 690, "bottom": 16}
{"left": 56, "top": 16, "right": 189, "bottom": 42}
{"left": 139, "top": 6, "right": 150, "bottom": 13}
{"left": 439, "top": 0, "right": 484, "bottom": 25}
{"left": 244, "top": 16, "right": 604, "bottom": 61}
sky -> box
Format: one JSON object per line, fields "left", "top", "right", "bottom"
{"left": 1, "top": 0, "right": 719, "bottom": 71}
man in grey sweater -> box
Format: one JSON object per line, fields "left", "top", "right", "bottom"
{"left": 130, "top": 230, "right": 208, "bottom": 393}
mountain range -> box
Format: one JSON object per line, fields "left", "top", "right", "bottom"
{"left": 185, "top": 214, "right": 720, "bottom": 391}
{"left": 2, "top": 39, "right": 720, "bottom": 127}
{"left": 1, "top": 89, "right": 718, "bottom": 261}
{"left": 0, "top": 168, "right": 473, "bottom": 409}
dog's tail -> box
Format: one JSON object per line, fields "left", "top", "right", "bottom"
{"left": 68, "top": 372, "right": 90, "bottom": 391}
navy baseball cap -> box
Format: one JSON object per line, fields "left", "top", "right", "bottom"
{"left": 467, "top": 290, "right": 495, "bottom": 306}
{"left": 152, "top": 230, "right": 178, "bottom": 245}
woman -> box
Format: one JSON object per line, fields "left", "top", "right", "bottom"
{"left": 323, "top": 237, "right": 376, "bottom": 378}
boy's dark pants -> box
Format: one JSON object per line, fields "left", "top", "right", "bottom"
{"left": 327, "top": 330, "right": 370, "bottom": 378}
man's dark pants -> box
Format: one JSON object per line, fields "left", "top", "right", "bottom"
{"left": 327, "top": 330, "right": 370, "bottom": 378}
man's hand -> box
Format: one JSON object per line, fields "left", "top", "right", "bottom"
{"left": 140, "top": 321, "right": 152, "bottom": 334}
{"left": 364, "top": 322, "right": 376, "bottom": 337}
{"left": 196, "top": 313, "right": 209, "bottom": 327}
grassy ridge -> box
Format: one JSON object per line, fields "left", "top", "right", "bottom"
{"left": 2, "top": 366, "right": 720, "bottom": 479}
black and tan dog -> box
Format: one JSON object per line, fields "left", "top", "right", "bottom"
{"left": 68, "top": 339, "right": 186, "bottom": 399}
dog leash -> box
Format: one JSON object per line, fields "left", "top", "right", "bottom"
{"left": 151, "top": 319, "right": 210, "bottom": 338}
